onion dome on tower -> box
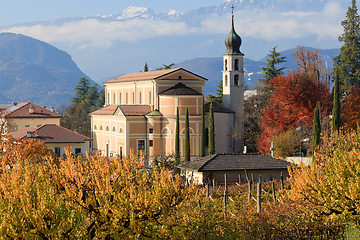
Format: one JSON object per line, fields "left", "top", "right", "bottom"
{"left": 225, "top": 14, "right": 243, "bottom": 55}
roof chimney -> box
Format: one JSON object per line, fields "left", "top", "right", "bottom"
{"left": 50, "top": 106, "right": 55, "bottom": 112}
{"left": 26, "top": 131, "right": 32, "bottom": 138}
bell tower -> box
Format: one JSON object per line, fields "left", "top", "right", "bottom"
{"left": 222, "top": 11, "right": 244, "bottom": 153}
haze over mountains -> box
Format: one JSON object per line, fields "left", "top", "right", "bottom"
{"left": 0, "top": 33, "right": 91, "bottom": 107}
{"left": 0, "top": 0, "right": 346, "bottom": 83}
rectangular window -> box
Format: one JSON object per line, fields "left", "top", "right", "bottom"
{"left": 149, "top": 128, "right": 153, "bottom": 134}
{"left": 75, "top": 148, "right": 81, "bottom": 155}
{"left": 113, "top": 93, "right": 115, "bottom": 104}
{"left": 126, "top": 93, "right": 128, "bottom": 104}
{"left": 149, "top": 140, "right": 154, "bottom": 147}
{"left": 139, "top": 92, "right": 142, "bottom": 104}
{"left": 149, "top": 91, "right": 152, "bottom": 105}
{"left": 119, "top": 93, "right": 122, "bottom": 104}
{"left": 138, "top": 140, "right": 145, "bottom": 152}
{"left": 25, "top": 125, "right": 30, "bottom": 128}
{"left": 132, "top": 92, "right": 135, "bottom": 104}
{"left": 55, "top": 147, "right": 61, "bottom": 157}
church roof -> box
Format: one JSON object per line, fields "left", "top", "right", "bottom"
{"left": 159, "top": 83, "right": 202, "bottom": 96}
{"left": 204, "top": 101, "right": 234, "bottom": 113}
{"left": 224, "top": 15, "right": 243, "bottom": 55}
{"left": 146, "top": 109, "right": 163, "bottom": 117}
{"left": 119, "top": 105, "right": 152, "bottom": 116}
{"left": 179, "top": 154, "right": 291, "bottom": 172}
{"left": 104, "top": 68, "right": 207, "bottom": 84}
{"left": 91, "top": 105, "right": 118, "bottom": 115}
{"left": 91, "top": 105, "right": 152, "bottom": 116}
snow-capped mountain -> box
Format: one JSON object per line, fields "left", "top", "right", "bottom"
{"left": 0, "top": 0, "right": 346, "bottom": 85}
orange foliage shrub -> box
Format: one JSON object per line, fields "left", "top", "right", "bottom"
{"left": 342, "top": 86, "right": 360, "bottom": 130}
{"left": 257, "top": 72, "right": 332, "bottom": 154}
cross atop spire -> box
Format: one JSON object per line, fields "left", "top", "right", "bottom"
{"left": 231, "top": 5, "right": 235, "bottom": 16}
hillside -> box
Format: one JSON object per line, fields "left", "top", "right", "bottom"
{"left": 175, "top": 47, "right": 340, "bottom": 94}
{"left": 0, "top": 33, "right": 92, "bottom": 107}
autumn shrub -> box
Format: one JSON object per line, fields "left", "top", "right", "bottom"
{"left": 0, "top": 138, "right": 345, "bottom": 239}
{"left": 273, "top": 128, "right": 301, "bottom": 158}
{"left": 288, "top": 129, "right": 360, "bottom": 225}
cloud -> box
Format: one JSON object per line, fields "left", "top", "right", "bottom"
{"left": 1, "top": 18, "right": 198, "bottom": 50}
{"left": 201, "top": 2, "right": 345, "bottom": 41}
{"left": 0, "top": 2, "right": 346, "bottom": 49}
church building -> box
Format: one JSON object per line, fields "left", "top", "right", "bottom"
{"left": 90, "top": 14, "right": 244, "bottom": 158}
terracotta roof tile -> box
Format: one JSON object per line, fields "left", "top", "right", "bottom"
{"left": 1, "top": 102, "right": 62, "bottom": 118}
{"left": 105, "top": 69, "right": 179, "bottom": 84}
{"left": 119, "top": 105, "right": 151, "bottom": 116}
{"left": 91, "top": 105, "right": 118, "bottom": 115}
{"left": 9, "top": 124, "right": 91, "bottom": 143}
{"left": 159, "top": 83, "right": 202, "bottom": 96}
{"left": 179, "top": 154, "right": 291, "bottom": 171}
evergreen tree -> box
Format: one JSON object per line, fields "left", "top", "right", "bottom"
{"left": 334, "top": 0, "right": 360, "bottom": 93}
{"left": 144, "top": 62, "right": 149, "bottom": 72}
{"left": 261, "top": 46, "right": 286, "bottom": 85}
{"left": 208, "top": 102, "right": 215, "bottom": 155}
{"left": 312, "top": 102, "right": 321, "bottom": 153}
{"left": 200, "top": 97, "right": 206, "bottom": 157}
{"left": 332, "top": 71, "right": 341, "bottom": 132}
{"left": 72, "top": 78, "right": 91, "bottom": 104}
{"left": 175, "top": 107, "right": 180, "bottom": 160}
{"left": 184, "top": 108, "right": 190, "bottom": 162}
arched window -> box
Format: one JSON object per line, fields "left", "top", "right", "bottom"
{"left": 225, "top": 75, "right": 228, "bottom": 87}
{"left": 225, "top": 59, "right": 228, "bottom": 71}
{"left": 100, "top": 125, "right": 103, "bottom": 131}
{"left": 234, "top": 74, "right": 239, "bottom": 86}
{"left": 119, "top": 128, "right": 123, "bottom": 133}
{"left": 126, "top": 93, "right": 129, "bottom": 104}
{"left": 234, "top": 59, "right": 239, "bottom": 70}
{"left": 149, "top": 92, "right": 152, "bottom": 105}
{"left": 106, "top": 126, "right": 109, "bottom": 131}
{"left": 139, "top": 92, "right": 142, "bottom": 104}
{"left": 132, "top": 92, "right": 135, "bottom": 104}
{"left": 112, "top": 126, "right": 116, "bottom": 132}
{"left": 113, "top": 93, "right": 115, "bottom": 104}
{"left": 94, "top": 125, "right": 97, "bottom": 130}
{"left": 178, "top": 76, "right": 182, "bottom": 79}
{"left": 119, "top": 93, "right": 122, "bottom": 104}
{"left": 107, "top": 94, "right": 110, "bottom": 104}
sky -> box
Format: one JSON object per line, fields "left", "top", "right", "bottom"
{"left": 0, "top": 0, "right": 221, "bottom": 27}
{"left": 0, "top": 0, "right": 351, "bottom": 81}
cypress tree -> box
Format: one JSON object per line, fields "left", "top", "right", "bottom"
{"left": 200, "top": 97, "right": 206, "bottom": 157}
{"left": 312, "top": 102, "right": 321, "bottom": 153}
{"left": 332, "top": 71, "right": 341, "bottom": 132}
{"left": 334, "top": 0, "right": 360, "bottom": 93}
{"left": 175, "top": 107, "right": 180, "bottom": 160}
{"left": 184, "top": 108, "right": 190, "bottom": 162}
{"left": 208, "top": 102, "right": 215, "bottom": 155}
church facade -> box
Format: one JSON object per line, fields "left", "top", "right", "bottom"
{"left": 90, "top": 14, "right": 244, "bottom": 158}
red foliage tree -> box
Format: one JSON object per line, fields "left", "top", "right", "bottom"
{"left": 257, "top": 72, "right": 332, "bottom": 154}
{"left": 342, "top": 86, "right": 360, "bottom": 130}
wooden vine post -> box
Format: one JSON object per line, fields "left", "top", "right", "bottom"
{"left": 257, "top": 182, "right": 261, "bottom": 214}
{"left": 272, "top": 181, "right": 276, "bottom": 202}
